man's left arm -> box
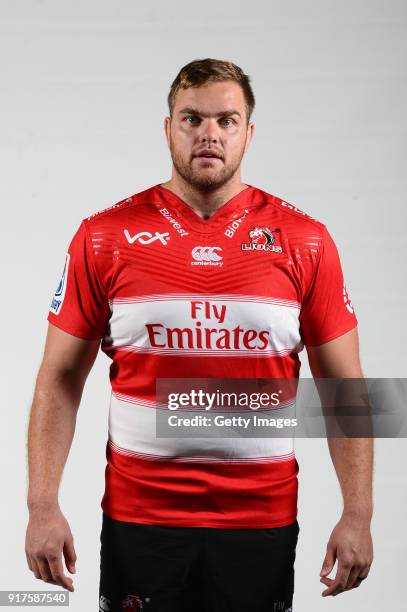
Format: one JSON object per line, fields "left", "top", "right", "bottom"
{"left": 306, "top": 326, "right": 374, "bottom": 598}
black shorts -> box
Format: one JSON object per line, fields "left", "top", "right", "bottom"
{"left": 99, "top": 513, "right": 299, "bottom": 612}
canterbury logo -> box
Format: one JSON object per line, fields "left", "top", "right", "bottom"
{"left": 191, "top": 246, "right": 223, "bottom": 261}
{"left": 124, "top": 229, "right": 170, "bottom": 246}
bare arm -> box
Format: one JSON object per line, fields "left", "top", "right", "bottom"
{"left": 306, "top": 327, "right": 374, "bottom": 520}
{"left": 25, "top": 323, "right": 100, "bottom": 591}
{"left": 306, "top": 326, "right": 374, "bottom": 597}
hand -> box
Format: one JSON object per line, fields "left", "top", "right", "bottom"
{"left": 319, "top": 512, "right": 373, "bottom": 597}
{"left": 25, "top": 505, "right": 77, "bottom": 592}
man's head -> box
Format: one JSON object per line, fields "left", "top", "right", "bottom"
{"left": 164, "top": 58, "right": 255, "bottom": 193}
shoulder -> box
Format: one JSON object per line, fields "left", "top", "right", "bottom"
{"left": 255, "top": 186, "right": 325, "bottom": 231}
{"left": 81, "top": 185, "right": 157, "bottom": 231}
{"left": 253, "top": 186, "right": 329, "bottom": 257}
{"left": 72, "top": 187, "right": 158, "bottom": 271}
{"left": 253, "top": 189, "right": 327, "bottom": 251}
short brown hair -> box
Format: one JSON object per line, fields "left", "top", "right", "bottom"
{"left": 167, "top": 58, "right": 255, "bottom": 125}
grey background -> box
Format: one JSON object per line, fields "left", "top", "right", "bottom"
{"left": 1, "top": 0, "right": 406, "bottom": 609}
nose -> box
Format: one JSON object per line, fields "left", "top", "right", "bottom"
{"left": 199, "top": 121, "right": 220, "bottom": 144}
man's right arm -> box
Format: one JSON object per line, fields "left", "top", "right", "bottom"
{"left": 25, "top": 322, "right": 100, "bottom": 592}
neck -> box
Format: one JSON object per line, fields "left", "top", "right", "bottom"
{"left": 159, "top": 177, "right": 249, "bottom": 219}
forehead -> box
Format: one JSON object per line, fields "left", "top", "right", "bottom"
{"left": 174, "top": 81, "right": 245, "bottom": 114}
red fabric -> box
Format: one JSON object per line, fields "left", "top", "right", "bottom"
{"left": 299, "top": 224, "right": 358, "bottom": 345}
{"left": 102, "top": 442, "right": 299, "bottom": 529}
{"left": 46, "top": 184, "right": 358, "bottom": 528}
{"left": 47, "top": 221, "right": 110, "bottom": 340}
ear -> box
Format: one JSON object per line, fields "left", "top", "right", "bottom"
{"left": 163, "top": 116, "right": 171, "bottom": 147}
{"left": 244, "top": 122, "right": 255, "bottom": 153}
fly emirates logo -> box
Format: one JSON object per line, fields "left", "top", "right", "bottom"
{"left": 145, "top": 300, "right": 270, "bottom": 351}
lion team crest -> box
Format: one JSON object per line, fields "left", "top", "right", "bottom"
{"left": 241, "top": 226, "right": 283, "bottom": 253}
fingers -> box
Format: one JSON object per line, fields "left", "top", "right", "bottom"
{"left": 46, "top": 545, "right": 75, "bottom": 592}
{"left": 346, "top": 565, "right": 365, "bottom": 590}
{"left": 28, "top": 554, "right": 58, "bottom": 586}
{"left": 321, "top": 556, "right": 353, "bottom": 597}
{"left": 319, "top": 518, "right": 373, "bottom": 597}
{"left": 25, "top": 512, "right": 76, "bottom": 592}
{"left": 320, "top": 545, "right": 335, "bottom": 578}
{"left": 35, "top": 555, "right": 61, "bottom": 587}
{"left": 29, "top": 557, "right": 42, "bottom": 580}
{"left": 347, "top": 562, "right": 371, "bottom": 590}
{"left": 28, "top": 552, "right": 74, "bottom": 591}
{"left": 25, "top": 551, "right": 33, "bottom": 572}
{"left": 321, "top": 563, "right": 370, "bottom": 596}
{"left": 63, "top": 537, "right": 77, "bottom": 574}
{"left": 25, "top": 545, "right": 74, "bottom": 591}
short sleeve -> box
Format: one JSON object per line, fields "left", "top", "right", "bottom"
{"left": 47, "top": 220, "right": 110, "bottom": 340}
{"left": 299, "top": 225, "right": 358, "bottom": 346}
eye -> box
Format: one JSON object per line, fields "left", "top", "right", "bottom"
{"left": 184, "top": 115, "right": 235, "bottom": 126}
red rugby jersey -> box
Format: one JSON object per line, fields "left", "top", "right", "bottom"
{"left": 47, "top": 183, "right": 358, "bottom": 528}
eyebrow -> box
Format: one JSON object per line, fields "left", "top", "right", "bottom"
{"left": 178, "top": 106, "right": 241, "bottom": 119}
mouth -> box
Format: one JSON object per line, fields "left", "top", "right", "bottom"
{"left": 194, "top": 155, "right": 222, "bottom": 161}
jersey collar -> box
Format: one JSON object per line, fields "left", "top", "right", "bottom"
{"left": 153, "top": 183, "right": 261, "bottom": 233}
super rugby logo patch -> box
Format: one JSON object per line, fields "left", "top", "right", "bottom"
{"left": 49, "top": 252, "right": 70, "bottom": 315}
{"left": 241, "top": 226, "right": 283, "bottom": 253}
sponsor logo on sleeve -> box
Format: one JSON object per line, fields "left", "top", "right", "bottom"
{"left": 49, "top": 252, "right": 70, "bottom": 315}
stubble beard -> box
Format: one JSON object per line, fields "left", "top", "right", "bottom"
{"left": 169, "top": 138, "right": 245, "bottom": 194}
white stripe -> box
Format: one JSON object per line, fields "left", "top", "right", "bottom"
{"left": 104, "top": 297, "right": 303, "bottom": 355}
{"left": 109, "top": 439, "right": 295, "bottom": 464}
{"left": 108, "top": 393, "right": 294, "bottom": 462}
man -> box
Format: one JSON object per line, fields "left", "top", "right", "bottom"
{"left": 25, "top": 58, "right": 373, "bottom": 611}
